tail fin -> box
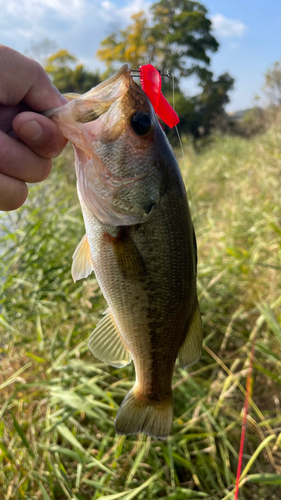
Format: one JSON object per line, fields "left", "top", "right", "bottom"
{"left": 114, "top": 387, "right": 173, "bottom": 439}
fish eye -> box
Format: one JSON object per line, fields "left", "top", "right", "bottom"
{"left": 130, "top": 112, "right": 152, "bottom": 136}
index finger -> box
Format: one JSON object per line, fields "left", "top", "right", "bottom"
{"left": 0, "top": 45, "right": 66, "bottom": 111}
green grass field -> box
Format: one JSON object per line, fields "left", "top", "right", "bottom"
{"left": 1, "top": 128, "right": 281, "bottom": 499}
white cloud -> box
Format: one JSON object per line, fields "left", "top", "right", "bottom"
{"left": 0, "top": 2, "right": 131, "bottom": 51}
{"left": 211, "top": 14, "right": 247, "bottom": 38}
{"left": 0, "top": 0, "right": 154, "bottom": 74}
{"left": 1, "top": 0, "right": 84, "bottom": 21}
{"left": 101, "top": 1, "right": 114, "bottom": 11}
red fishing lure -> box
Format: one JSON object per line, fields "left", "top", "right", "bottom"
{"left": 139, "top": 64, "right": 179, "bottom": 129}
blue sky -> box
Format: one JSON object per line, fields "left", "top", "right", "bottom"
{"left": 1, "top": 0, "right": 280, "bottom": 111}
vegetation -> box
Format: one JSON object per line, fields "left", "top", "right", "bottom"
{"left": 97, "top": 0, "right": 218, "bottom": 78}
{"left": 1, "top": 123, "right": 281, "bottom": 498}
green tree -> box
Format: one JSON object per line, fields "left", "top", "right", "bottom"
{"left": 96, "top": 1, "right": 234, "bottom": 137}
{"left": 97, "top": 0, "right": 218, "bottom": 80}
{"left": 45, "top": 49, "right": 101, "bottom": 94}
{"left": 163, "top": 73, "right": 234, "bottom": 137}
{"left": 150, "top": 0, "right": 218, "bottom": 78}
{"left": 191, "top": 73, "right": 235, "bottom": 135}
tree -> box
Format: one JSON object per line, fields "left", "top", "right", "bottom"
{"left": 97, "top": 0, "right": 218, "bottom": 80}
{"left": 150, "top": 0, "right": 218, "bottom": 79}
{"left": 192, "top": 73, "right": 235, "bottom": 135}
{"left": 96, "top": 0, "right": 234, "bottom": 137}
{"left": 163, "top": 73, "right": 234, "bottom": 137}
{"left": 263, "top": 60, "right": 281, "bottom": 107}
{"left": 45, "top": 49, "right": 101, "bottom": 94}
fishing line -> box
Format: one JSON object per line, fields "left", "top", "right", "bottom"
{"left": 172, "top": 74, "right": 197, "bottom": 220}
{"left": 133, "top": 65, "right": 197, "bottom": 218}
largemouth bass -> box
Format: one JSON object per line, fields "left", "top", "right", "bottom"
{"left": 45, "top": 64, "right": 202, "bottom": 439}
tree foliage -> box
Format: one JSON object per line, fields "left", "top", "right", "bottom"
{"left": 97, "top": 0, "right": 218, "bottom": 80}
{"left": 150, "top": 0, "right": 218, "bottom": 78}
{"left": 192, "top": 72, "right": 235, "bottom": 134}
{"left": 45, "top": 49, "right": 101, "bottom": 94}
{"left": 164, "top": 73, "right": 234, "bottom": 137}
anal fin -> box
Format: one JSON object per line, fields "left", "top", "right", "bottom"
{"left": 71, "top": 234, "right": 94, "bottom": 283}
{"left": 178, "top": 301, "right": 203, "bottom": 368}
{"left": 89, "top": 309, "right": 132, "bottom": 368}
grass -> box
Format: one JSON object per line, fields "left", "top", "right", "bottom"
{"left": 1, "top": 128, "right": 281, "bottom": 499}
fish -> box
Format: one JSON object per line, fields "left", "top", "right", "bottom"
{"left": 45, "top": 64, "right": 203, "bottom": 439}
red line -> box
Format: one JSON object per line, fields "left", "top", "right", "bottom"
{"left": 234, "top": 344, "right": 255, "bottom": 500}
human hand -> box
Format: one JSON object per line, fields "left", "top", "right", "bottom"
{"left": 0, "top": 45, "right": 68, "bottom": 211}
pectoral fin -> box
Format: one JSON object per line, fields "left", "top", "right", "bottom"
{"left": 71, "top": 234, "right": 94, "bottom": 282}
{"left": 105, "top": 228, "right": 146, "bottom": 280}
{"left": 89, "top": 309, "right": 132, "bottom": 368}
{"left": 114, "top": 236, "right": 146, "bottom": 280}
{"left": 178, "top": 301, "right": 203, "bottom": 368}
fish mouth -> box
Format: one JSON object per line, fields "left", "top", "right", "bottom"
{"left": 87, "top": 64, "right": 131, "bottom": 94}
{"left": 44, "top": 64, "right": 132, "bottom": 123}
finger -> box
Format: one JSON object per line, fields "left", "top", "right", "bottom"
{"left": 13, "top": 112, "right": 68, "bottom": 159}
{"left": 0, "top": 45, "right": 67, "bottom": 110}
{"left": 0, "top": 130, "right": 53, "bottom": 183}
{"left": 0, "top": 173, "right": 28, "bottom": 211}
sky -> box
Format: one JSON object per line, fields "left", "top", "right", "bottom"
{"left": 1, "top": 0, "right": 281, "bottom": 112}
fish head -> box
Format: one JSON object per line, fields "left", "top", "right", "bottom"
{"left": 46, "top": 64, "right": 175, "bottom": 226}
